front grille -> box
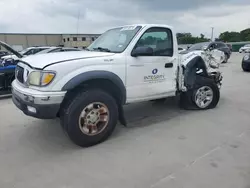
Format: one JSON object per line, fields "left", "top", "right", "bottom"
{"left": 16, "top": 65, "right": 24, "bottom": 84}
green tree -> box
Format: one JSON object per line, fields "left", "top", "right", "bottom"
{"left": 219, "top": 28, "right": 250, "bottom": 42}
{"left": 219, "top": 31, "right": 241, "bottom": 42}
{"left": 177, "top": 33, "right": 209, "bottom": 44}
{"left": 240, "top": 28, "right": 250, "bottom": 41}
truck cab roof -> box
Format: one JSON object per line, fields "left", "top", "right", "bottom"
{"left": 109, "top": 24, "right": 174, "bottom": 30}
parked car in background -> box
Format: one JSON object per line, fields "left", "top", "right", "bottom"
{"left": 0, "top": 51, "right": 9, "bottom": 58}
{"left": 226, "top": 44, "right": 232, "bottom": 52}
{"left": 239, "top": 44, "right": 250, "bottom": 53}
{"left": 0, "top": 46, "right": 56, "bottom": 61}
{"left": 242, "top": 53, "right": 250, "bottom": 72}
{"left": 0, "top": 41, "right": 23, "bottom": 95}
{"left": 181, "top": 41, "right": 231, "bottom": 63}
{"left": 0, "top": 42, "right": 82, "bottom": 96}
{"left": 178, "top": 47, "right": 186, "bottom": 53}
{"left": 36, "top": 47, "right": 82, "bottom": 54}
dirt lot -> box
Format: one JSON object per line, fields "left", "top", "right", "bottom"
{"left": 0, "top": 52, "right": 250, "bottom": 188}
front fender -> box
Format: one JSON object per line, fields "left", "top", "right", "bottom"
{"left": 180, "top": 52, "right": 200, "bottom": 68}
{"left": 61, "top": 70, "right": 127, "bottom": 104}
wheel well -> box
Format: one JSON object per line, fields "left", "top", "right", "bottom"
{"left": 183, "top": 56, "right": 209, "bottom": 90}
{"left": 59, "top": 78, "right": 127, "bottom": 126}
{"left": 64, "top": 78, "right": 125, "bottom": 106}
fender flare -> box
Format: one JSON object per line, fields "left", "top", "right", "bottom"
{"left": 61, "top": 70, "right": 127, "bottom": 104}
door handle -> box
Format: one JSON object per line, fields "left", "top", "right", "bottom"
{"left": 165, "top": 63, "right": 173, "bottom": 68}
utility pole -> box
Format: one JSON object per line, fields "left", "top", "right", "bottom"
{"left": 211, "top": 27, "right": 214, "bottom": 41}
{"left": 76, "top": 9, "right": 81, "bottom": 35}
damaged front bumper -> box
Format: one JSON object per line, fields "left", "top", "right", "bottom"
{"left": 11, "top": 80, "right": 66, "bottom": 119}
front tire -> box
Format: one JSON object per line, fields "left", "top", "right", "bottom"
{"left": 180, "top": 77, "right": 220, "bottom": 110}
{"left": 242, "top": 67, "right": 250, "bottom": 72}
{"left": 61, "top": 89, "right": 118, "bottom": 147}
{"left": 242, "top": 63, "right": 250, "bottom": 72}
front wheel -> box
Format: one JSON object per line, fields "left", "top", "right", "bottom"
{"left": 180, "top": 77, "right": 220, "bottom": 110}
{"left": 242, "top": 62, "right": 250, "bottom": 72}
{"left": 61, "top": 89, "right": 118, "bottom": 147}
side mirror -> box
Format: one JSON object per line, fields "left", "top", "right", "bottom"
{"left": 131, "top": 46, "right": 153, "bottom": 57}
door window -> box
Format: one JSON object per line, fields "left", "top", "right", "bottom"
{"left": 216, "top": 42, "right": 226, "bottom": 48}
{"left": 135, "top": 27, "right": 173, "bottom": 56}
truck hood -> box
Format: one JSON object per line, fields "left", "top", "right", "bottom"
{"left": 21, "top": 51, "right": 116, "bottom": 69}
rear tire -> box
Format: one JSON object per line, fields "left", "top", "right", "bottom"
{"left": 222, "top": 53, "right": 229, "bottom": 63}
{"left": 61, "top": 89, "right": 118, "bottom": 147}
{"left": 180, "top": 77, "right": 220, "bottom": 110}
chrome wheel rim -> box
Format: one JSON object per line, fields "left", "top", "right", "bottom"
{"left": 78, "top": 102, "right": 109, "bottom": 136}
{"left": 195, "top": 86, "right": 213, "bottom": 108}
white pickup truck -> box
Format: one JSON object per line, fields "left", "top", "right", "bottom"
{"left": 11, "top": 24, "right": 223, "bottom": 147}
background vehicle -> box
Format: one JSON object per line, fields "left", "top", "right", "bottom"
{"left": 0, "top": 42, "right": 23, "bottom": 95}
{"left": 242, "top": 53, "right": 250, "bottom": 72}
{"left": 20, "top": 46, "right": 54, "bottom": 55}
{"left": 0, "top": 46, "right": 56, "bottom": 61}
{"left": 36, "top": 47, "right": 82, "bottom": 54}
{"left": 226, "top": 43, "right": 232, "bottom": 52}
{"left": 0, "top": 42, "right": 81, "bottom": 96}
{"left": 239, "top": 44, "right": 250, "bottom": 53}
{"left": 0, "top": 51, "right": 9, "bottom": 58}
{"left": 178, "top": 47, "right": 186, "bottom": 53}
{"left": 11, "top": 24, "right": 223, "bottom": 147}
{"left": 182, "top": 41, "right": 231, "bottom": 63}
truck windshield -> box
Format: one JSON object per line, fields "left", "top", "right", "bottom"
{"left": 87, "top": 26, "right": 142, "bottom": 53}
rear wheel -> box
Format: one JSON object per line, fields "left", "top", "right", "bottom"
{"left": 242, "top": 61, "right": 250, "bottom": 72}
{"left": 180, "top": 77, "right": 220, "bottom": 110}
{"left": 61, "top": 89, "right": 118, "bottom": 147}
{"left": 222, "top": 53, "right": 229, "bottom": 63}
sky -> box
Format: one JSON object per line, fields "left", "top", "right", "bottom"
{"left": 0, "top": 0, "right": 250, "bottom": 38}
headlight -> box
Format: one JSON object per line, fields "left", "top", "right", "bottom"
{"left": 243, "top": 55, "right": 250, "bottom": 61}
{"left": 28, "top": 71, "right": 56, "bottom": 86}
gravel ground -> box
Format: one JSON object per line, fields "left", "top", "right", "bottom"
{"left": 0, "top": 52, "right": 249, "bottom": 188}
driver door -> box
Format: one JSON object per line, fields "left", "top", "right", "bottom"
{"left": 126, "top": 27, "right": 177, "bottom": 102}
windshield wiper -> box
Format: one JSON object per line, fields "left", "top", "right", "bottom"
{"left": 93, "top": 47, "right": 111, "bottom": 52}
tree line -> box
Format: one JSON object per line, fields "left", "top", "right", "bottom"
{"left": 177, "top": 28, "right": 250, "bottom": 44}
